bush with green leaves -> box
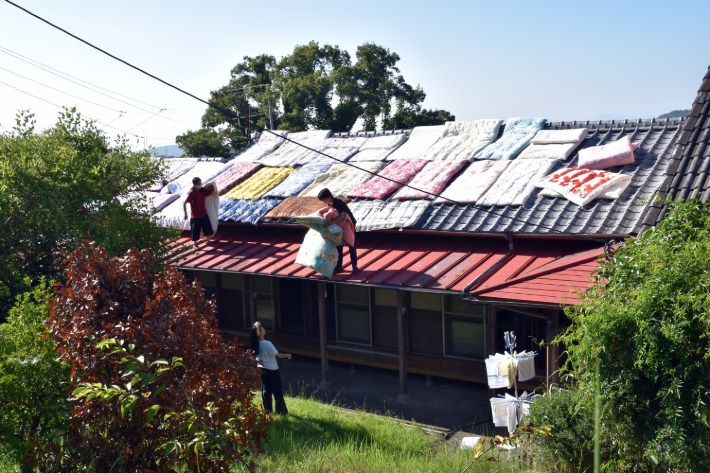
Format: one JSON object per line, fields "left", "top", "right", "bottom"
{"left": 0, "top": 279, "right": 69, "bottom": 466}
{"left": 556, "top": 200, "right": 710, "bottom": 471}
{"left": 527, "top": 388, "right": 595, "bottom": 472}
{"left": 0, "top": 108, "right": 175, "bottom": 318}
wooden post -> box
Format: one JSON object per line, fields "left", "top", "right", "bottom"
{"left": 318, "top": 282, "right": 330, "bottom": 390}
{"left": 397, "top": 290, "right": 409, "bottom": 403}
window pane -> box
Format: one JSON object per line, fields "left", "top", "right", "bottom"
{"left": 279, "top": 279, "right": 304, "bottom": 335}
{"left": 374, "top": 288, "right": 397, "bottom": 307}
{"left": 218, "top": 289, "right": 245, "bottom": 330}
{"left": 221, "top": 273, "right": 243, "bottom": 290}
{"left": 445, "top": 295, "right": 485, "bottom": 316}
{"left": 255, "top": 297, "right": 274, "bottom": 330}
{"left": 337, "top": 305, "right": 370, "bottom": 344}
{"left": 372, "top": 306, "right": 397, "bottom": 349}
{"left": 446, "top": 316, "right": 486, "bottom": 359}
{"left": 411, "top": 292, "right": 440, "bottom": 311}
{"left": 409, "top": 309, "right": 443, "bottom": 355}
{"left": 252, "top": 276, "right": 272, "bottom": 295}
{"left": 195, "top": 271, "right": 216, "bottom": 287}
{"left": 338, "top": 285, "right": 369, "bottom": 305}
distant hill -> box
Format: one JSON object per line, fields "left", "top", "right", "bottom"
{"left": 151, "top": 144, "right": 184, "bottom": 158}
{"left": 658, "top": 109, "right": 690, "bottom": 119}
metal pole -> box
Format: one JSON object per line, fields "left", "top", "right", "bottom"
{"left": 318, "top": 282, "right": 330, "bottom": 390}
{"left": 397, "top": 291, "right": 408, "bottom": 403}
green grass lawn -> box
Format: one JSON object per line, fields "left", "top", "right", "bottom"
{"left": 0, "top": 396, "right": 526, "bottom": 473}
{"left": 252, "top": 396, "right": 523, "bottom": 473}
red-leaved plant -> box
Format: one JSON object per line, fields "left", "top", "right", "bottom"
{"left": 46, "top": 244, "right": 269, "bottom": 472}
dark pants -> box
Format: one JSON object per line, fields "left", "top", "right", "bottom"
{"left": 336, "top": 244, "right": 358, "bottom": 270}
{"left": 261, "top": 368, "right": 288, "bottom": 414}
{"left": 190, "top": 216, "right": 214, "bottom": 241}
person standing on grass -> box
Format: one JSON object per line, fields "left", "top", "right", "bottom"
{"left": 250, "top": 321, "right": 292, "bottom": 415}
{"left": 183, "top": 176, "right": 216, "bottom": 249}
{"left": 317, "top": 187, "right": 359, "bottom": 272}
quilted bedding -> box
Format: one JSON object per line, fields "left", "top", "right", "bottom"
{"left": 218, "top": 198, "right": 282, "bottom": 224}
{"left": 263, "top": 162, "right": 333, "bottom": 198}
{"left": 153, "top": 190, "right": 191, "bottom": 231}
{"left": 263, "top": 197, "right": 325, "bottom": 220}
{"left": 294, "top": 215, "right": 343, "bottom": 278}
{"left": 210, "top": 161, "right": 262, "bottom": 195}
{"left": 299, "top": 161, "right": 385, "bottom": 198}
{"left": 393, "top": 160, "right": 467, "bottom": 200}
{"left": 349, "top": 134, "right": 407, "bottom": 161}
{"left": 296, "top": 146, "right": 359, "bottom": 166}
{"left": 223, "top": 167, "right": 295, "bottom": 200}
{"left": 349, "top": 200, "right": 430, "bottom": 231}
{"left": 477, "top": 158, "right": 558, "bottom": 206}
{"left": 422, "top": 120, "right": 503, "bottom": 161}
{"left": 347, "top": 159, "right": 429, "bottom": 200}
{"left": 434, "top": 160, "right": 510, "bottom": 204}
{"left": 518, "top": 128, "right": 587, "bottom": 161}
{"left": 161, "top": 160, "right": 231, "bottom": 194}
{"left": 475, "top": 117, "right": 547, "bottom": 160}
{"left": 386, "top": 125, "right": 445, "bottom": 160}
{"left": 258, "top": 130, "right": 331, "bottom": 166}
{"left": 536, "top": 167, "right": 632, "bottom": 206}
{"left": 150, "top": 157, "right": 197, "bottom": 191}
{"left": 231, "top": 130, "right": 288, "bottom": 162}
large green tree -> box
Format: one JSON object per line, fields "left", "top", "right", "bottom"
{"left": 178, "top": 41, "right": 452, "bottom": 155}
{"left": 0, "top": 108, "right": 174, "bottom": 317}
{"left": 556, "top": 200, "right": 710, "bottom": 471}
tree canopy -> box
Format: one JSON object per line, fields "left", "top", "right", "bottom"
{"left": 558, "top": 200, "right": 710, "bottom": 471}
{"left": 177, "top": 41, "right": 454, "bottom": 156}
{"left": 0, "top": 108, "right": 174, "bottom": 317}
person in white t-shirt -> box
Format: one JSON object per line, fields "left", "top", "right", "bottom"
{"left": 250, "top": 321, "right": 292, "bottom": 415}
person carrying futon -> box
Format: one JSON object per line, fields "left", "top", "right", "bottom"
{"left": 317, "top": 187, "right": 358, "bottom": 272}
{"left": 183, "top": 176, "right": 216, "bottom": 249}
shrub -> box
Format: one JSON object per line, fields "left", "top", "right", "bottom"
{"left": 527, "top": 388, "right": 595, "bottom": 472}
{"left": 0, "top": 279, "right": 69, "bottom": 467}
{"left": 558, "top": 200, "right": 710, "bottom": 471}
{"left": 46, "top": 244, "right": 269, "bottom": 472}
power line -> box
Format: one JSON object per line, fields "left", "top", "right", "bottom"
{"left": 3, "top": 0, "right": 609, "bottom": 241}
{"left": 0, "top": 45, "right": 189, "bottom": 126}
{"left": 0, "top": 65, "right": 126, "bottom": 114}
{"left": 0, "top": 78, "right": 167, "bottom": 141}
{"left": 0, "top": 44, "right": 164, "bottom": 111}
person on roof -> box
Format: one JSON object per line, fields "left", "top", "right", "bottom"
{"left": 183, "top": 176, "right": 216, "bottom": 249}
{"left": 317, "top": 188, "right": 358, "bottom": 272}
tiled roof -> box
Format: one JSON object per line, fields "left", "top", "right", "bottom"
{"left": 414, "top": 119, "right": 683, "bottom": 236}
{"left": 641, "top": 66, "right": 710, "bottom": 229}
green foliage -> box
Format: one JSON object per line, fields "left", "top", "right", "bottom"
{"left": 176, "top": 127, "right": 232, "bottom": 157}
{"left": 258, "top": 397, "right": 520, "bottom": 473}
{"left": 0, "top": 108, "right": 175, "bottom": 317}
{"left": 528, "top": 388, "right": 595, "bottom": 472}
{"left": 47, "top": 244, "right": 269, "bottom": 472}
{"left": 0, "top": 280, "right": 69, "bottom": 465}
{"left": 383, "top": 108, "right": 456, "bottom": 130}
{"left": 182, "top": 41, "right": 452, "bottom": 151}
{"left": 557, "top": 200, "right": 710, "bottom": 472}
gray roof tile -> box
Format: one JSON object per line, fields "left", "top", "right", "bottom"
{"left": 414, "top": 119, "right": 683, "bottom": 236}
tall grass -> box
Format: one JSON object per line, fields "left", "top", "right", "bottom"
{"left": 250, "top": 396, "right": 522, "bottom": 473}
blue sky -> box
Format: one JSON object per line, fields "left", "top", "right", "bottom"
{"left": 1, "top": 0, "right": 708, "bottom": 149}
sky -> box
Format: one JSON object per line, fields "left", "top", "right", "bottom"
{"left": 1, "top": 0, "right": 708, "bottom": 151}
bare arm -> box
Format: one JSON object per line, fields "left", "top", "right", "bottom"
{"left": 276, "top": 353, "right": 292, "bottom": 360}
{"left": 183, "top": 200, "right": 189, "bottom": 219}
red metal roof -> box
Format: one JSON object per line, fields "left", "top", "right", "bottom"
{"left": 168, "top": 226, "right": 603, "bottom": 304}
{"left": 469, "top": 243, "right": 604, "bottom": 304}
